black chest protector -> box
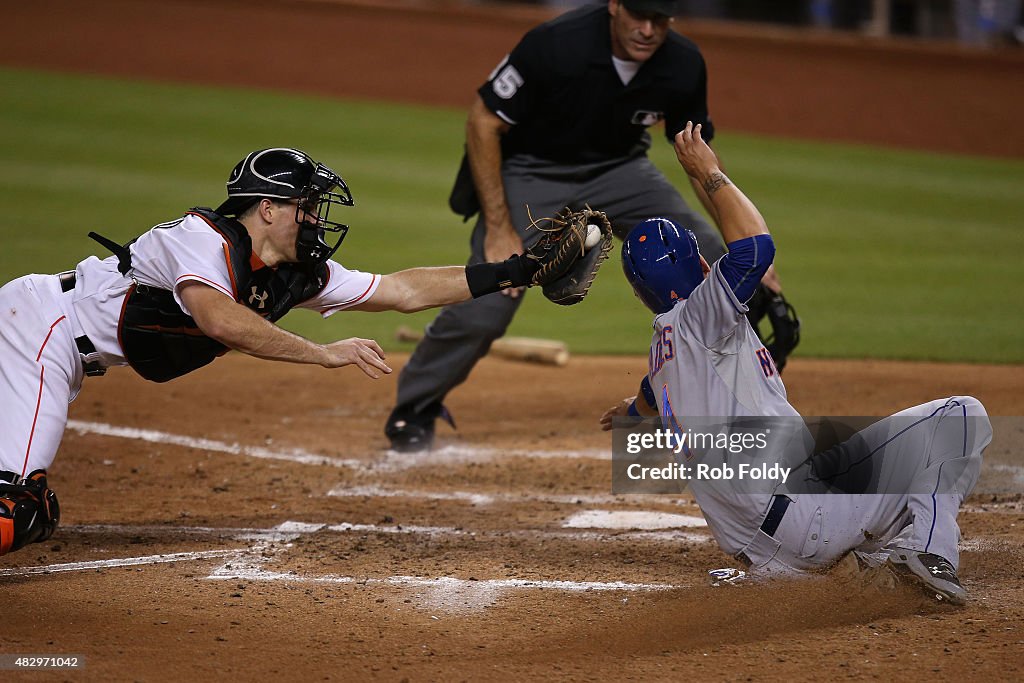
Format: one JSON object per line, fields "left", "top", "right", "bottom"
{"left": 92, "top": 208, "right": 329, "bottom": 383}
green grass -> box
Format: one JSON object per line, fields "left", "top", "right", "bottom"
{"left": 2, "top": 67, "right": 1022, "bottom": 363}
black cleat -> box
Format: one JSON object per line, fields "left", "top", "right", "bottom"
{"left": 385, "top": 404, "right": 455, "bottom": 453}
{"left": 0, "top": 469, "right": 60, "bottom": 555}
{"left": 385, "top": 419, "right": 435, "bottom": 453}
{"left": 886, "top": 549, "right": 967, "bottom": 605}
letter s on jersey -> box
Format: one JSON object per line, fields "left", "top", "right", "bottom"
{"left": 649, "top": 325, "right": 675, "bottom": 378}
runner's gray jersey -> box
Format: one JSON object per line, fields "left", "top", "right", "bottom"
{"left": 647, "top": 257, "right": 807, "bottom": 553}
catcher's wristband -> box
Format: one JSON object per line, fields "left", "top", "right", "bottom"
{"left": 465, "top": 256, "right": 536, "bottom": 298}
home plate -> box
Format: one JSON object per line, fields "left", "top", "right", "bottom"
{"left": 563, "top": 510, "right": 707, "bottom": 530}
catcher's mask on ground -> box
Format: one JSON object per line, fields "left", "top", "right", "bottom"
{"left": 216, "top": 147, "right": 354, "bottom": 263}
{"left": 621, "top": 217, "right": 704, "bottom": 313}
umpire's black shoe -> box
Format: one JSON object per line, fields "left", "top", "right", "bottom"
{"left": 385, "top": 404, "right": 455, "bottom": 453}
{"left": 886, "top": 549, "right": 967, "bottom": 605}
{"left": 386, "top": 419, "right": 435, "bottom": 453}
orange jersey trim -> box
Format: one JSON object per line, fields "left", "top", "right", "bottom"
{"left": 187, "top": 210, "right": 243, "bottom": 301}
{"left": 335, "top": 273, "right": 378, "bottom": 307}
{"left": 174, "top": 274, "right": 234, "bottom": 300}
{"left": 221, "top": 243, "right": 239, "bottom": 300}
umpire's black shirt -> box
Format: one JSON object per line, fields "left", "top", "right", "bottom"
{"left": 478, "top": 4, "right": 715, "bottom": 165}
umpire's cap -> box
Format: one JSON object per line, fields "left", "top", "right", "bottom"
{"left": 620, "top": 0, "right": 685, "bottom": 17}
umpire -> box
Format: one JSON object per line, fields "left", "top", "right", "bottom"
{"left": 385, "top": 0, "right": 797, "bottom": 452}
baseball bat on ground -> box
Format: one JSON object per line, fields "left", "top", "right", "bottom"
{"left": 395, "top": 326, "right": 570, "bottom": 367}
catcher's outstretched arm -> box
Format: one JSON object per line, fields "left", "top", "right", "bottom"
{"left": 180, "top": 281, "right": 392, "bottom": 378}
{"left": 352, "top": 223, "right": 592, "bottom": 313}
{"left": 353, "top": 267, "right": 471, "bottom": 313}
{"left": 351, "top": 260, "right": 533, "bottom": 314}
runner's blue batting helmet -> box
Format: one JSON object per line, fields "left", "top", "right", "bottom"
{"left": 621, "top": 217, "right": 704, "bottom": 314}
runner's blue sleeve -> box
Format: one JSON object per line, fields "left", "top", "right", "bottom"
{"left": 717, "top": 234, "right": 775, "bottom": 303}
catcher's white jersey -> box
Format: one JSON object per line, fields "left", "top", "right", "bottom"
{"left": 71, "top": 213, "right": 379, "bottom": 368}
{"left": 0, "top": 214, "right": 379, "bottom": 476}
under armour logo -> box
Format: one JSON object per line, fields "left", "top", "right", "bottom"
{"left": 249, "top": 286, "right": 270, "bottom": 310}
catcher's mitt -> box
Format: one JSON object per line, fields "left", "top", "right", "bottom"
{"left": 523, "top": 207, "right": 613, "bottom": 306}
{"left": 746, "top": 284, "right": 801, "bottom": 372}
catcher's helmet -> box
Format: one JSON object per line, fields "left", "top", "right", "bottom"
{"left": 216, "top": 148, "right": 354, "bottom": 263}
{"left": 621, "top": 217, "right": 704, "bottom": 314}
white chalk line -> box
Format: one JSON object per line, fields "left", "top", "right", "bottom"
{"left": 66, "top": 420, "right": 609, "bottom": 471}
{"left": 7, "top": 521, "right": 1017, "bottom": 612}
{"left": 3, "top": 548, "right": 661, "bottom": 600}
{"left": 379, "top": 444, "right": 610, "bottom": 471}
{"left": 65, "top": 420, "right": 364, "bottom": 469}
{"left": 962, "top": 501, "right": 1024, "bottom": 514}
{"left": 328, "top": 483, "right": 692, "bottom": 508}
{"left": 200, "top": 521, "right": 683, "bottom": 611}
{"left": 0, "top": 520, "right": 708, "bottom": 585}
{"left": 959, "top": 537, "right": 1024, "bottom": 552}
{"left": 205, "top": 569, "right": 678, "bottom": 593}
{"left": 61, "top": 520, "right": 711, "bottom": 544}
{"left": 563, "top": 510, "right": 707, "bottom": 529}
{"left": 0, "top": 549, "right": 240, "bottom": 577}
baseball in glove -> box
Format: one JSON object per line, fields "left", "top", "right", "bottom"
{"left": 464, "top": 206, "right": 612, "bottom": 301}
{"left": 528, "top": 207, "right": 613, "bottom": 305}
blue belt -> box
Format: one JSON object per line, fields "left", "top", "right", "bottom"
{"left": 760, "top": 494, "right": 792, "bottom": 537}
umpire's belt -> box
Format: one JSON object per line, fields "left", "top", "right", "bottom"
{"left": 56, "top": 271, "right": 106, "bottom": 377}
{"left": 735, "top": 494, "right": 792, "bottom": 568}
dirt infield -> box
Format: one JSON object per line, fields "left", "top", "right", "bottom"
{"left": 3, "top": 0, "right": 1024, "bottom": 680}
{"left": 2, "top": 355, "right": 1023, "bottom": 679}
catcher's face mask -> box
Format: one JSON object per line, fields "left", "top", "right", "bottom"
{"left": 294, "top": 163, "right": 354, "bottom": 264}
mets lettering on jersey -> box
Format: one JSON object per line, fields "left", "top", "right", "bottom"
{"left": 755, "top": 347, "right": 776, "bottom": 378}
{"left": 649, "top": 325, "right": 674, "bottom": 378}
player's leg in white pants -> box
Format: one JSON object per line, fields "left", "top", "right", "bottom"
{"left": 0, "top": 274, "right": 83, "bottom": 475}
{"left": 0, "top": 275, "right": 81, "bottom": 554}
